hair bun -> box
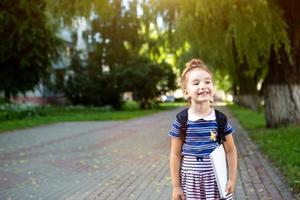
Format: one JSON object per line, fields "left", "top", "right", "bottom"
{"left": 186, "top": 58, "right": 204, "bottom": 68}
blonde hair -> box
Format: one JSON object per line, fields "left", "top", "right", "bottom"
{"left": 181, "top": 58, "right": 213, "bottom": 90}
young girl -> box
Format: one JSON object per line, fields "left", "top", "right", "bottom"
{"left": 169, "top": 58, "right": 237, "bottom": 200}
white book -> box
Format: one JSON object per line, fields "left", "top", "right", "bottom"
{"left": 209, "top": 144, "right": 228, "bottom": 198}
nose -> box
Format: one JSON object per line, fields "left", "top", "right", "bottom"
{"left": 198, "top": 82, "right": 206, "bottom": 89}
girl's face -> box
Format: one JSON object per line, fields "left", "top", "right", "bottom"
{"left": 185, "top": 68, "right": 214, "bottom": 104}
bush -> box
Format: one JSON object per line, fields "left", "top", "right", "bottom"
{"left": 0, "top": 98, "right": 7, "bottom": 104}
{"left": 121, "top": 101, "right": 139, "bottom": 110}
{"left": 64, "top": 52, "right": 123, "bottom": 109}
{"left": 115, "top": 57, "right": 177, "bottom": 109}
{"left": 0, "top": 104, "right": 46, "bottom": 121}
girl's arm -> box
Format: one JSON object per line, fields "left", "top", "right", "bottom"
{"left": 170, "top": 137, "right": 185, "bottom": 200}
{"left": 223, "top": 134, "right": 237, "bottom": 194}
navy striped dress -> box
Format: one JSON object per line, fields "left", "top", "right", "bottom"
{"left": 169, "top": 109, "right": 234, "bottom": 200}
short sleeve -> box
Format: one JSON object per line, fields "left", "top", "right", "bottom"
{"left": 168, "top": 119, "right": 181, "bottom": 138}
{"left": 224, "top": 121, "right": 235, "bottom": 135}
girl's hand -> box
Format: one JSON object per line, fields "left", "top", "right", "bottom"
{"left": 172, "top": 186, "right": 186, "bottom": 200}
{"left": 225, "top": 179, "right": 236, "bottom": 194}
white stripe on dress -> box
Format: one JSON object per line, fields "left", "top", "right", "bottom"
{"left": 181, "top": 156, "right": 233, "bottom": 200}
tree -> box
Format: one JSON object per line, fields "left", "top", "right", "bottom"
{"left": 116, "top": 57, "right": 176, "bottom": 109}
{"left": 175, "top": 0, "right": 300, "bottom": 127}
{"left": 65, "top": 51, "right": 122, "bottom": 109}
{"left": 46, "top": 0, "right": 177, "bottom": 109}
{"left": 263, "top": 0, "right": 300, "bottom": 127}
{"left": 0, "top": 0, "right": 60, "bottom": 101}
{"left": 174, "top": 0, "right": 289, "bottom": 111}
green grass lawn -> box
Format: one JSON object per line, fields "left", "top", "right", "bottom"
{"left": 228, "top": 104, "right": 300, "bottom": 196}
{"left": 0, "top": 102, "right": 185, "bottom": 133}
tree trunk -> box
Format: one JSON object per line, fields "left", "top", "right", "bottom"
{"left": 264, "top": 82, "right": 300, "bottom": 127}
{"left": 264, "top": 45, "right": 300, "bottom": 127}
{"left": 234, "top": 67, "right": 261, "bottom": 111}
{"left": 232, "top": 38, "right": 261, "bottom": 111}
{"left": 264, "top": 0, "right": 300, "bottom": 127}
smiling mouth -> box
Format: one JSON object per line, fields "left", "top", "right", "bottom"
{"left": 198, "top": 92, "right": 209, "bottom": 95}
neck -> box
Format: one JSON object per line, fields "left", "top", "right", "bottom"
{"left": 189, "top": 101, "right": 212, "bottom": 117}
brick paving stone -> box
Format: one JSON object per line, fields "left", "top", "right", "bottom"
{"left": 0, "top": 107, "right": 297, "bottom": 200}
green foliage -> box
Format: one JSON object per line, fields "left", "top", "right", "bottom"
{"left": 46, "top": 0, "right": 94, "bottom": 25}
{"left": 0, "top": 0, "right": 61, "bottom": 99}
{"left": 175, "top": 0, "right": 290, "bottom": 86}
{"left": 46, "top": 0, "right": 179, "bottom": 69}
{"left": 78, "top": 0, "right": 143, "bottom": 68}
{"left": 0, "top": 104, "right": 46, "bottom": 122}
{"left": 115, "top": 57, "right": 177, "bottom": 109}
{"left": 63, "top": 52, "right": 176, "bottom": 109}
{"left": 45, "top": 0, "right": 179, "bottom": 111}
{"left": 121, "top": 101, "right": 140, "bottom": 111}
{"left": 58, "top": 0, "right": 177, "bottom": 110}
{"left": 213, "top": 70, "right": 232, "bottom": 92}
{"left": 228, "top": 104, "right": 300, "bottom": 195}
{"left": 64, "top": 52, "right": 123, "bottom": 109}
{"left": 0, "top": 98, "right": 7, "bottom": 104}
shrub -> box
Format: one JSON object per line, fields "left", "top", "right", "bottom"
{"left": 0, "top": 104, "right": 46, "bottom": 121}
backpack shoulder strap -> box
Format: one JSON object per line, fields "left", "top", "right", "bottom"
{"left": 215, "top": 109, "right": 227, "bottom": 144}
{"left": 176, "top": 108, "right": 188, "bottom": 141}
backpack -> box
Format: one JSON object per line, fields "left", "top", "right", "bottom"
{"left": 175, "top": 108, "right": 227, "bottom": 144}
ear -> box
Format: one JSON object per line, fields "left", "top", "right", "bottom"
{"left": 183, "top": 90, "right": 189, "bottom": 99}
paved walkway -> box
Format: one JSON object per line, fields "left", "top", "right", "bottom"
{"left": 0, "top": 106, "right": 297, "bottom": 200}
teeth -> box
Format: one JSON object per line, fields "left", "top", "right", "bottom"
{"left": 198, "top": 92, "right": 208, "bottom": 95}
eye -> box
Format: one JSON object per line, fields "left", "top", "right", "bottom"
{"left": 193, "top": 82, "right": 199, "bottom": 85}
{"left": 206, "top": 81, "right": 211, "bottom": 84}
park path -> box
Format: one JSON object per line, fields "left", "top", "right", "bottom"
{"left": 0, "top": 106, "right": 296, "bottom": 200}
